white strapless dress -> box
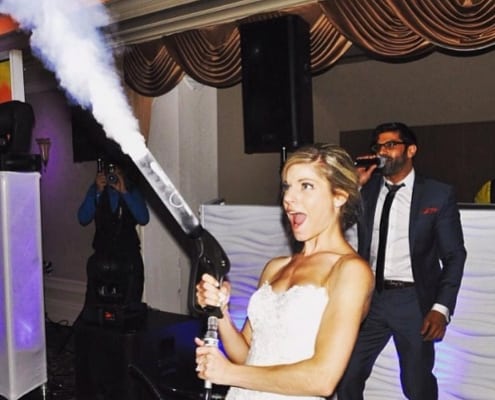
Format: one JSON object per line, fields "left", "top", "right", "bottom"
{"left": 226, "top": 283, "right": 329, "bottom": 400}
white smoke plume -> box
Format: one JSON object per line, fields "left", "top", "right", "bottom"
{"left": 0, "top": 0, "right": 202, "bottom": 235}
{"left": 0, "top": 0, "right": 147, "bottom": 160}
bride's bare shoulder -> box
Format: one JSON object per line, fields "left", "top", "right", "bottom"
{"left": 259, "top": 255, "right": 292, "bottom": 284}
{"left": 330, "top": 253, "right": 374, "bottom": 287}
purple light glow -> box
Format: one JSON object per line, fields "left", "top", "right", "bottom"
{"left": 0, "top": 172, "right": 45, "bottom": 351}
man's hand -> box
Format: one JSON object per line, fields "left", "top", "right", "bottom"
{"left": 355, "top": 160, "right": 378, "bottom": 187}
{"left": 421, "top": 310, "right": 447, "bottom": 342}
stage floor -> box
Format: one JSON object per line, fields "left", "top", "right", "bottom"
{"left": 1, "top": 318, "right": 76, "bottom": 400}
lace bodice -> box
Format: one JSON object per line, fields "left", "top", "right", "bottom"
{"left": 226, "top": 283, "right": 329, "bottom": 400}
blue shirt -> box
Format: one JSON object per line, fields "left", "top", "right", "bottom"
{"left": 77, "top": 183, "right": 149, "bottom": 226}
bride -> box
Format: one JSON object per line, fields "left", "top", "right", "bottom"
{"left": 195, "top": 144, "right": 374, "bottom": 399}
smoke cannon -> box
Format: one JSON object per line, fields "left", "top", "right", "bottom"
{"left": 133, "top": 151, "right": 231, "bottom": 316}
{"left": 134, "top": 151, "right": 202, "bottom": 238}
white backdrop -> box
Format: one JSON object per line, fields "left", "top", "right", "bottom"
{"left": 200, "top": 204, "right": 495, "bottom": 399}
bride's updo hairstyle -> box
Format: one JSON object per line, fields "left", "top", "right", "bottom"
{"left": 281, "top": 143, "right": 361, "bottom": 231}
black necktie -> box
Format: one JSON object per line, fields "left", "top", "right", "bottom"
{"left": 375, "top": 183, "right": 404, "bottom": 292}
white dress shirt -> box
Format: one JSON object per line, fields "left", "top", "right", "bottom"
{"left": 370, "top": 169, "right": 449, "bottom": 321}
{"left": 370, "top": 170, "right": 415, "bottom": 282}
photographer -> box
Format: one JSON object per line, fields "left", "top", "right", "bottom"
{"left": 77, "top": 157, "right": 149, "bottom": 308}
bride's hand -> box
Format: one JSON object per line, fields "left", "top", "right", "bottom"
{"left": 195, "top": 337, "right": 230, "bottom": 385}
{"left": 196, "top": 273, "right": 231, "bottom": 312}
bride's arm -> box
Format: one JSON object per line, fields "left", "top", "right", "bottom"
{"left": 216, "top": 304, "right": 252, "bottom": 364}
{"left": 196, "top": 273, "right": 251, "bottom": 364}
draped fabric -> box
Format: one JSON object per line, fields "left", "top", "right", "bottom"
{"left": 388, "top": 0, "right": 495, "bottom": 51}
{"left": 320, "top": 0, "right": 434, "bottom": 58}
{"left": 162, "top": 23, "right": 242, "bottom": 88}
{"left": 124, "top": 0, "right": 495, "bottom": 96}
{"left": 123, "top": 39, "right": 184, "bottom": 97}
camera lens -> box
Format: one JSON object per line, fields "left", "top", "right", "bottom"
{"left": 107, "top": 173, "right": 118, "bottom": 184}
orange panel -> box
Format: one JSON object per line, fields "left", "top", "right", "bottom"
{"left": 0, "top": 15, "right": 18, "bottom": 35}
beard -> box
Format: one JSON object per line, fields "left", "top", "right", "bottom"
{"left": 381, "top": 151, "right": 408, "bottom": 177}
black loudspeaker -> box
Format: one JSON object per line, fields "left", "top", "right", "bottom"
{"left": 0, "top": 101, "right": 41, "bottom": 172}
{"left": 0, "top": 100, "right": 35, "bottom": 154}
{"left": 240, "top": 15, "right": 314, "bottom": 154}
{"left": 75, "top": 309, "right": 205, "bottom": 400}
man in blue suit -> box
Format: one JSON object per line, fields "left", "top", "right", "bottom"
{"left": 337, "top": 122, "right": 466, "bottom": 400}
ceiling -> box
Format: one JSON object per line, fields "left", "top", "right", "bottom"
{"left": 105, "top": 0, "right": 319, "bottom": 46}
{"left": 0, "top": 1, "right": 319, "bottom": 50}
{"left": 14, "top": 0, "right": 490, "bottom": 93}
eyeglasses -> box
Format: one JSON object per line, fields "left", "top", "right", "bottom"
{"left": 370, "top": 141, "right": 407, "bottom": 153}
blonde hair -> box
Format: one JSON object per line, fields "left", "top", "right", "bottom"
{"left": 281, "top": 143, "right": 361, "bottom": 231}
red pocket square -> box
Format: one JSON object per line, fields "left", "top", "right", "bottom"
{"left": 422, "top": 207, "right": 438, "bottom": 214}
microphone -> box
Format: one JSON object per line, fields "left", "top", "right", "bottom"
{"left": 354, "top": 156, "right": 386, "bottom": 168}
{"left": 203, "top": 315, "right": 219, "bottom": 400}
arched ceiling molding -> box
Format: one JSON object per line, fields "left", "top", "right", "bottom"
{"left": 386, "top": 0, "right": 495, "bottom": 51}
{"left": 107, "top": 0, "right": 320, "bottom": 46}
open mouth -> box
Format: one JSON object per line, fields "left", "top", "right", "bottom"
{"left": 288, "top": 212, "right": 307, "bottom": 229}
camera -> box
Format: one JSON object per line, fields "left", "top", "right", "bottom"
{"left": 97, "top": 158, "right": 119, "bottom": 185}
{"left": 106, "top": 163, "right": 119, "bottom": 184}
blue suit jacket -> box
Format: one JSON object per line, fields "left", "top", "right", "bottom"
{"left": 358, "top": 173, "right": 467, "bottom": 316}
